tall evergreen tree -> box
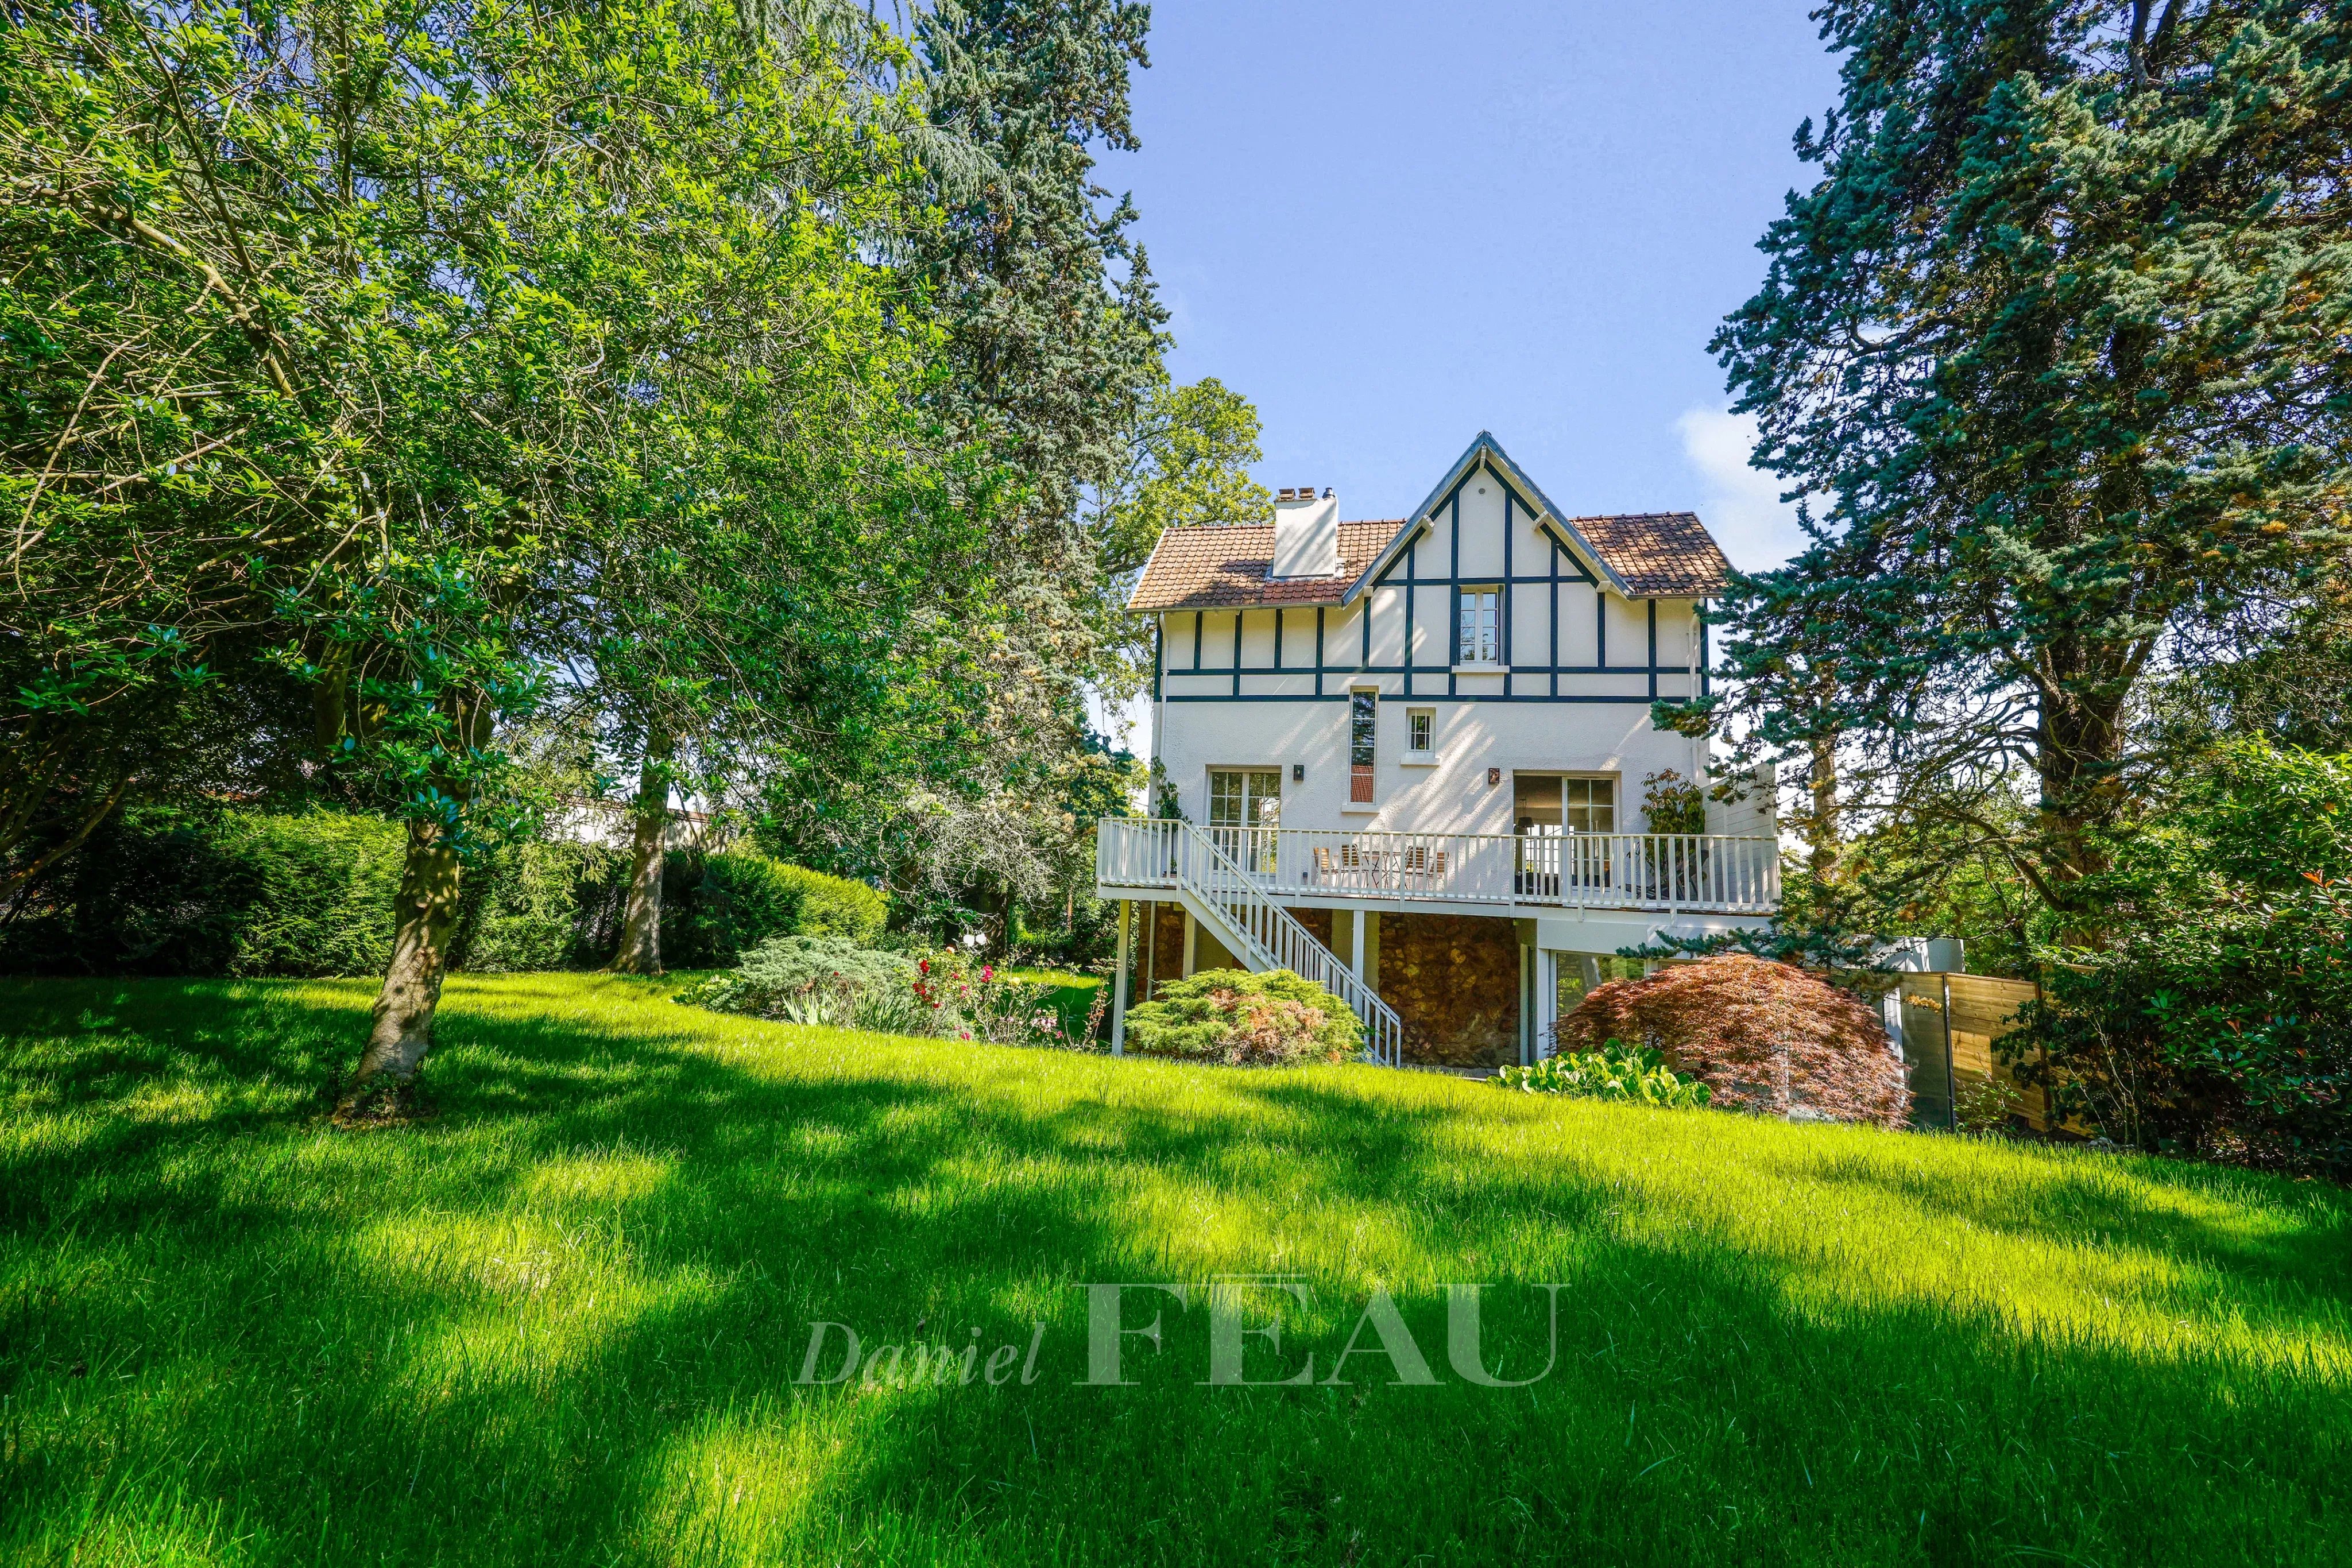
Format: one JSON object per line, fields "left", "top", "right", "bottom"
{"left": 913, "top": 0, "right": 1167, "bottom": 535}
{"left": 1680, "top": 1, "right": 2352, "bottom": 920}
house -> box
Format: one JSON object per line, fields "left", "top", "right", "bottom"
{"left": 1096, "top": 432, "right": 1778, "bottom": 1068}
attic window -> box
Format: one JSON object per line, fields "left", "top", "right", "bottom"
{"left": 1457, "top": 587, "right": 1501, "bottom": 666}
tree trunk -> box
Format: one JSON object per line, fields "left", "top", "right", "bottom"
{"left": 612, "top": 734, "right": 672, "bottom": 974}
{"left": 2036, "top": 679, "right": 2127, "bottom": 912}
{"left": 341, "top": 815, "right": 463, "bottom": 1113}
{"left": 1800, "top": 729, "right": 1842, "bottom": 884}
{"left": 341, "top": 692, "right": 490, "bottom": 1115}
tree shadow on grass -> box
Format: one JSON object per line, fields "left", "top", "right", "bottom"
{"left": 2, "top": 975, "right": 2348, "bottom": 1567}
{"left": 1751, "top": 1140, "right": 2352, "bottom": 1302}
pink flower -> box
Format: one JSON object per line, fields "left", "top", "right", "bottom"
{"left": 981, "top": 965, "right": 993, "bottom": 982}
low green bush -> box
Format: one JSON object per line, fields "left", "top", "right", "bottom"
{"left": 1122, "top": 969, "right": 1362, "bottom": 1066}
{"left": 1498, "top": 1039, "right": 1713, "bottom": 1109}
{"left": 682, "top": 935, "right": 918, "bottom": 1017}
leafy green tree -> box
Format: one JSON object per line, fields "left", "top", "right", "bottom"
{"left": 1097, "top": 375, "right": 1275, "bottom": 574}
{"left": 749, "top": 0, "right": 1177, "bottom": 944}
{"left": 1680, "top": 1, "right": 2352, "bottom": 923}
{"left": 4, "top": 2, "right": 995, "bottom": 1102}
{"left": 0, "top": 1, "right": 384, "bottom": 901}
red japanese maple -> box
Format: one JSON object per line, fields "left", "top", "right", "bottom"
{"left": 1553, "top": 955, "right": 1910, "bottom": 1129}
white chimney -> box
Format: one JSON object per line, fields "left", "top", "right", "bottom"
{"left": 1271, "top": 485, "right": 1339, "bottom": 579}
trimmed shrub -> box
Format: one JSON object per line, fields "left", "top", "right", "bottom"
{"left": 1498, "top": 1039, "right": 1713, "bottom": 1108}
{"left": 0, "top": 804, "right": 404, "bottom": 978}
{"left": 450, "top": 839, "right": 612, "bottom": 974}
{"left": 1553, "top": 955, "right": 1909, "bottom": 1128}
{"left": 664, "top": 851, "right": 800, "bottom": 969}
{"left": 775, "top": 864, "right": 888, "bottom": 943}
{"left": 682, "top": 939, "right": 1082, "bottom": 1048}
{"left": 1123, "top": 969, "right": 1363, "bottom": 1067}
{"left": 578, "top": 850, "right": 883, "bottom": 969}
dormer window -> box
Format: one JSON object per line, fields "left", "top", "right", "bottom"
{"left": 1457, "top": 587, "right": 1501, "bottom": 666}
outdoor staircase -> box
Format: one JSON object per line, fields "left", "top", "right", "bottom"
{"left": 1098, "top": 819, "right": 1405, "bottom": 1067}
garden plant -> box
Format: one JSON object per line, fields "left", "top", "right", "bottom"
{"left": 1121, "top": 968, "right": 1364, "bottom": 1066}
{"left": 1498, "top": 1038, "right": 1713, "bottom": 1109}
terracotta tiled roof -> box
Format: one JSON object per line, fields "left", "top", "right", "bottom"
{"left": 1128, "top": 519, "right": 1409, "bottom": 611}
{"left": 1566, "top": 512, "right": 1731, "bottom": 598}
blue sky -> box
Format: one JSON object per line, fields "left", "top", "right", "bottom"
{"left": 1111, "top": 0, "right": 1845, "bottom": 575}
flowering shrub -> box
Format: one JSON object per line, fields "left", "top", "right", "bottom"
{"left": 907, "top": 950, "right": 1073, "bottom": 1047}
{"left": 1498, "top": 1039, "right": 1712, "bottom": 1109}
{"left": 682, "top": 938, "right": 1084, "bottom": 1049}
{"left": 1553, "top": 954, "right": 1909, "bottom": 1128}
{"left": 1122, "top": 969, "right": 1363, "bottom": 1066}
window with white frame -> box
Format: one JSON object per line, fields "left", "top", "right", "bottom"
{"left": 1406, "top": 708, "right": 1435, "bottom": 757}
{"left": 1348, "top": 688, "right": 1378, "bottom": 803}
{"left": 1457, "top": 587, "right": 1500, "bottom": 665}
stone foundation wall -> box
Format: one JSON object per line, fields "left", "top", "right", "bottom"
{"left": 1141, "top": 901, "right": 1185, "bottom": 1000}
{"left": 1281, "top": 905, "right": 1334, "bottom": 950}
{"left": 1376, "top": 912, "right": 1521, "bottom": 1068}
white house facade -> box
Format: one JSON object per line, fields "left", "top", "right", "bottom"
{"left": 1097, "top": 432, "right": 1778, "bottom": 1068}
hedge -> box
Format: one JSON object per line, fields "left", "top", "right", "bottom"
{"left": 0, "top": 804, "right": 405, "bottom": 978}
{"left": 4, "top": 808, "right": 888, "bottom": 979}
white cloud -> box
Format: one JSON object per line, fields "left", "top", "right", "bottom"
{"left": 1676, "top": 407, "right": 1809, "bottom": 574}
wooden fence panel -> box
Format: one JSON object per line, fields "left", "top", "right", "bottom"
{"left": 1896, "top": 974, "right": 2046, "bottom": 1130}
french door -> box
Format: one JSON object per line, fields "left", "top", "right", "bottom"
{"left": 1208, "top": 769, "right": 1282, "bottom": 874}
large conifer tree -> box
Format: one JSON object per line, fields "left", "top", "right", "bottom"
{"left": 1682, "top": 1, "right": 2352, "bottom": 917}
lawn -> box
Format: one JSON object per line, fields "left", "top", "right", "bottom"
{"left": 2, "top": 974, "right": 2345, "bottom": 1566}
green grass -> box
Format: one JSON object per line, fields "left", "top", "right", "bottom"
{"left": 1, "top": 973, "right": 2346, "bottom": 1566}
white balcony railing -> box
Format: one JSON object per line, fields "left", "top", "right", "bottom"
{"left": 1099, "top": 820, "right": 1779, "bottom": 916}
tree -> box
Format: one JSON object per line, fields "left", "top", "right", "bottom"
{"left": 904, "top": 0, "right": 1170, "bottom": 734}
{"left": 3, "top": 1, "right": 991, "bottom": 1102}
{"left": 912, "top": 0, "right": 1167, "bottom": 535}
{"left": 1681, "top": 1, "right": 2352, "bottom": 924}
{"left": 1, "top": 1, "right": 392, "bottom": 904}
{"left": 749, "top": 0, "right": 1177, "bottom": 940}
{"left": 1097, "top": 375, "right": 1275, "bottom": 574}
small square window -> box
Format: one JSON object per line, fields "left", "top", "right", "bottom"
{"left": 1407, "top": 709, "right": 1434, "bottom": 756}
